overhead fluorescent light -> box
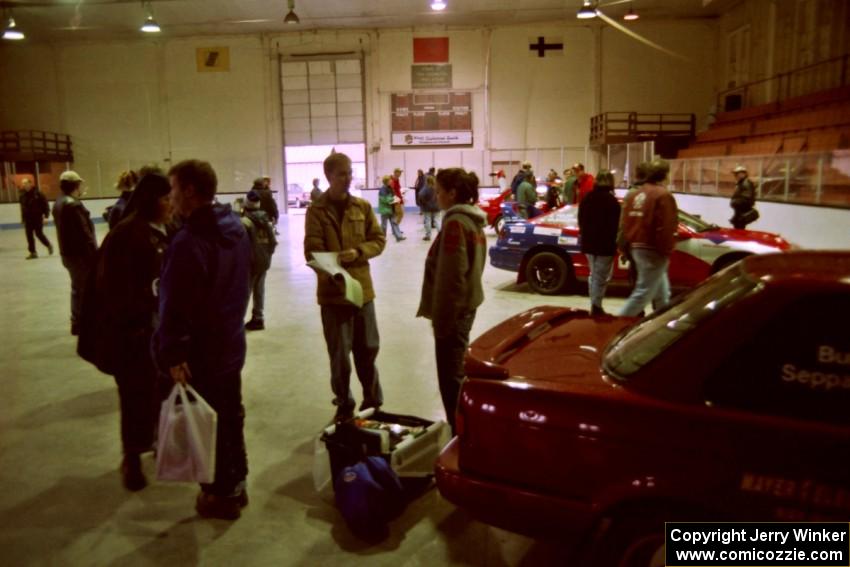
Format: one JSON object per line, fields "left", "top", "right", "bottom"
{"left": 3, "top": 17, "right": 25, "bottom": 40}
{"left": 623, "top": 7, "right": 639, "bottom": 21}
{"left": 140, "top": 14, "right": 161, "bottom": 33}
{"left": 284, "top": 0, "right": 300, "bottom": 24}
{"left": 431, "top": 0, "right": 447, "bottom": 11}
{"left": 577, "top": 0, "right": 597, "bottom": 19}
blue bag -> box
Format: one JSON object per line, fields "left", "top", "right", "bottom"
{"left": 334, "top": 456, "right": 406, "bottom": 540}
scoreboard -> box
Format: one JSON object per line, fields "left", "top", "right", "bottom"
{"left": 391, "top": 92, "right": 472, "bottom": 147}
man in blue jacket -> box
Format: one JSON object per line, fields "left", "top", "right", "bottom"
{"left": 154, "top": 159, "right": 252, "bottom": 520}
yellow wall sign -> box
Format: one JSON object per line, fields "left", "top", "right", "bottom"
{"left": 196, "top": 47, "right": 230, "bottom": 72}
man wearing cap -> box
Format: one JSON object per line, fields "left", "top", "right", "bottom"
{"left": 255, "top": 176, "right": 279, "bottom": 233}
{"left": 53, "top": 171, "right": 97, "bottom": 335}
{"left": 730, "top": 165, "right": 757, "bottom": 229}
{"left": 18, "top": 177, "right": 53, "bottom": 259}
{"left": 390, "top": 167, "right": 405, "bottom": 227}
{"left": 618, "top": 159, "right": 678, "bottom": 317}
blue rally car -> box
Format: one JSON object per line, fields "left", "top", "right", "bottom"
{"left": 489, "top": 204, "right": 792, "bottom": 295}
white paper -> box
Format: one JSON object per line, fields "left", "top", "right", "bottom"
{"left": 307, "top": 252, "right": 364, "bottom": 308}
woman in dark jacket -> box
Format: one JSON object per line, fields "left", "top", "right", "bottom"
{"left": 92, "top": 173, "right": 172, "bottom": 490}
{"left": 106, "top": 170, "right": 139, "bottom": 229}
{"left": 578, "top": 170, "right": 621, "bottom": 316}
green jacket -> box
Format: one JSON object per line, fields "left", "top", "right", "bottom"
{"left": 377, "top": 184, "right": 394, "bottom": 216}
{"left": 517, "top": 181, "right": 537, "bottom": 206}
{"left": 304, "top": 192, "right": 386, "bottom": 305}
{"left": 561, "top": 175, "right": 577, "bottom": 205}
{"left": 417, "top": 204, "right": 487, "bottom": 338}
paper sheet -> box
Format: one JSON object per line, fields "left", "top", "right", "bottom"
{"left": 307, "top": 252, "right": 364, "bottom": 308}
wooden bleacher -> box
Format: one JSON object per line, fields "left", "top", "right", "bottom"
{"left": 678, "top": 85, "right": 850, "bottom": 158}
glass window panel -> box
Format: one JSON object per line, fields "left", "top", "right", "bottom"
{"left": 309, "top": 75, "right": 336, "bottom": 90}
{"left": 309, "top": 61, "right": 333, "bottom": 75}
{"left": 335, "top": 60, "right": 361, "bottom": 74}
{"left": 338, "top": 116, "right": 363, "bottom": 131}
{"left": 337, "top": 102, "right": 363, "bottom": 117}
{"left": 284, "top": 117, "right": 311, "bottom": 132}
{"left": 310, "top": 89, "right": 336, "bottom": 103}
{"left": 281, "top": 61, "right": 307, "bottom": 76}
{"left": 337, "top": 88, "right": 362, "bottom": 103}
{"left": 283, "top": 104, "right": 310, "bottom": 119}
{"left": 311, "top": 130, "right": 339, "bottom": 145}
{"left": 282, "top": 76, "right": 308, "bottom": 91}
{"left": 310, "top": 103, "right": 336, "bottom": 117}
{"left": 312, "top": 117, "right": 338, "bottom": 131}
{"left": 284, "top": 131, "right": 313, "bottom": 146}
{"left": 338, "top": 129, "right": 364, "bottom": 143}
{"left": 282, "top": 90, "right": 309, "bottom": 104}
{"left": 335, "top": 74, "right": 362, "bottom": 89}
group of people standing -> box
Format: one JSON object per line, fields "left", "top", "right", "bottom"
{"left": 509, "top": 161, "right": 597, "bottom": 219}
{"left": 377, "top": 166, "right": 441, "bottom": 241}
{"left": 306, "top": 153, "right": 486, "bottom": 434}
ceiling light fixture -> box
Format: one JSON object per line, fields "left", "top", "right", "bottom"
{"left": 430, "top": 0, "right": 447, "bottom": 11}
{"left": 140, "top": 2, "right": 161, "bottom": 33}
{"left": 623, "top": 5, "right": 639, "bottom": 21}
{"left": 3, "top": 16, "right": 25, "bottom": 40}
{"left": 577, "top": 0, "right": 597, "bottom": 19}
{"left": 284, "top": 0, "right": 300, "bottom": 24}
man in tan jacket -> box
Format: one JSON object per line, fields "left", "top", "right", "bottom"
{"left": 305, "top": 152, "right": 387, "bottom": 422}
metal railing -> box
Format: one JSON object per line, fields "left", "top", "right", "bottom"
{"left": 667, "top": 149, "right": 850, "bottom": 209}
{"left": 717, "top": 53, "right": 850, "bottom": 112}
{"left": 590, "top": 112, "right": 695, "bottom": 145}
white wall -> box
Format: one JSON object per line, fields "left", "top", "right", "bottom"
{"left": 1, "top": 19, "right": 721, "bottom": 200}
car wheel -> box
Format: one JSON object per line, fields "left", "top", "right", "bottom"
{"left": 711, "top": 253, "right": 749, "bottom": 274}
{"left": 525, "top": 251, "right": 572, "bottom": 295}
{"left": 584, "top": 512, "right": 667, "bottom": 567}
{"left": 493, "top": 214, "right": 505, "bottom": 234}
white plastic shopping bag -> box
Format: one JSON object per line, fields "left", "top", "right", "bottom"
{"left": 155, "top": 383, "right": 217, "bottom": 484}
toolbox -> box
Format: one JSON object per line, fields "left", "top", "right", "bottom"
{"left": 316, "top": 408, "right": 450, "bottom": 488}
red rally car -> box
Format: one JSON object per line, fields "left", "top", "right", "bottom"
{"left": 436, "top": 251, "right": 850, "bottom": 566}
{"left": 476, "top": 188, "right": 551, "bottom": 233}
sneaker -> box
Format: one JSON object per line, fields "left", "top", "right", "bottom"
{"left": 244, "top": 319, "right": 265, "bottom": 331}
{"left": 590, "top": 305, "right": 607, "bottom": 316}
{"left": 359, "top": 400, "right": 381, "bottom": 413}
{"left": 195, "top": 491, "right": 245, "bottom": 520}
{"left": 47, "top": 244, "right": 54, "bottom": 255}
{"left": 396, "top": 236, "right": 407, "bottom": 242}
{"left": 25, "top": 253, "right": 37, "bottom": 260}
{"left": 121, "top": 454, "right": 147, "bottom": 492}
{"left": 422, "top": 236, "right": 431, "bottom": 241}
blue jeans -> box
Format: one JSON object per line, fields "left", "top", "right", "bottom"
{"left": 250, "top": 270, "right": 267, "bottom": 321}
{"left": 586, "top": 254, "right": 614, "bottom": 309}
{"left": 380, "top": 214, "right": 403, "bottom": 241}
{"left": 423, "top": 211, "right": 440, "bottom": 238}
{"left": 320, "top": 301, "right": 383, "bottom": 412}
{"left": 61, "top": 254, "right": 94, "bottom": 326}
{"left": 434, "top": 310, "right": 476, "bottom": 434}
{"left": 618, "top": 248, "right": 671, "bottom": 317}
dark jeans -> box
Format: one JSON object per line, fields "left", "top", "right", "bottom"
{"left": 25, "top": 221, "right": 52, "bottom": 255}
{"left": 250, "top": 270, "right": 267, "bottom": 321}
{"left": 61, "top": 254, "right": 94, "bottom": 326}
{"left": 192, "top": 371, "right": 248, "bottom": 497}
{"left": 320, "top": 301, "right": 383, "bottom": 412}
{"left": 434, "top": 310, "right": 476, "bottom": 433}
{"left": 113, "top": 337, "right": 161, "bottom": 455}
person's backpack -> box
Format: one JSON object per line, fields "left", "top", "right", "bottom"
{"left": 334, "top": 456, "right": 406, "bottom": 541}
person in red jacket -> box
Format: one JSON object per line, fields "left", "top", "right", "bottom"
{"left": 618, "top": 158, "right": 678, "bottom": 317}
{"left": 573, "top": 163, "right": 595, "bottom": 204}
{"left": 390, "top": 167, "right": 405, "bottom": 228}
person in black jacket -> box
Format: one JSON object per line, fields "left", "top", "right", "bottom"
{"left": 578, "top": 170, "right": 621, "bottom": 316}
{"left": 241, "top": 189, "right": 277, "bottom": 331}
{"left": 18, "top": 178, "right": 53, "bottom": 259}
{"left": 730, "top": 165, "right": 757, "bottom": 229}
{"left": 255, "top": 177, "right": 279, "bottom": 232}
{"left": 53, "top": 171, "right": 97, "bottom": 335}
{"left": 84, "top": 173, "right": 172, "bottom": 491}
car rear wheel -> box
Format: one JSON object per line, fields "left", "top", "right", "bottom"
{"left": 525, "top": 251, "right": 572, "bottom": 295}
{"left": 711, "top": 252, "right": 749, "bottom": 274}
{"left": 493, "top": 214, "right": 505, "bottom": 235}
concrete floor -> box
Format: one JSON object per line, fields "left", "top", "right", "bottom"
{"left": 0, "top": 210, "right": 626, "bottom": 566}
